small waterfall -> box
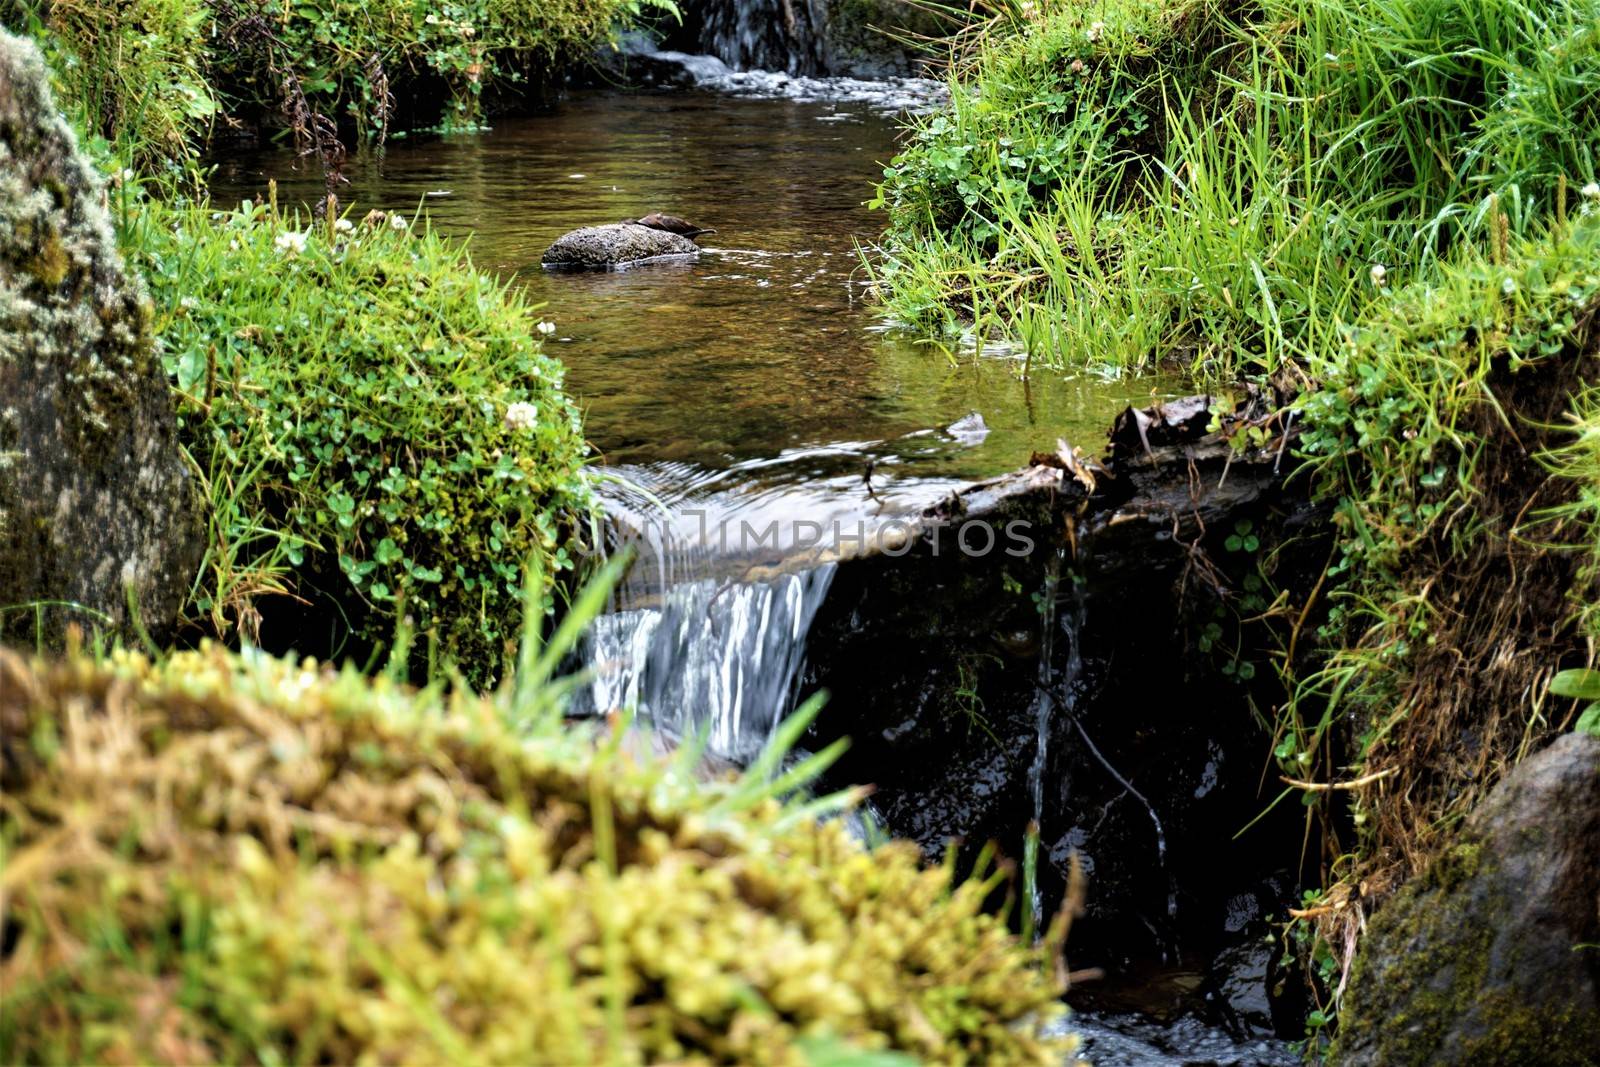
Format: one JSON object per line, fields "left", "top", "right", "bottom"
{"left": 678, "top": 0, "right": 830, "bottom": 74}
{"left": 580, "top": 566, "right": 835, "bottom": 760}
{"left": 574, "top": 471, "right": 837, "bottom": 762}
{"left": 1027, "top": 550, "right": 1070, "bottom": 934}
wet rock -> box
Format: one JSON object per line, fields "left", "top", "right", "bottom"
{"left": 806, "top": 393, "right": 1326, "bottom": 968}
{"left": 946, "top": 412, "right": 989, "bottom": 446}
{"left": 653, "top": 0, "right": 946, "bottom": 78}
{"left": 542, "top": 223, "right": 701, "bottom": 270}
{"left": 0, "top": 31, "right": 202, "bottom": 646}
{"left": 820, "top": 0, "right": 949, "bottom": 77}
{"left": 1209, "top": 938, "right": 1275, "bottom": 1035}
{"left": 1332, "top": 731, "right": 1600, "bottom": 1066}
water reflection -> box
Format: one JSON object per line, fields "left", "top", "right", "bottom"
{"left": 209, "top": 87, "right": 1178, "bottom": 506}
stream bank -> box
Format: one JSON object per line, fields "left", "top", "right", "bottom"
{"left": 201, "top": 25, "right": 1310, "bottom": 1061}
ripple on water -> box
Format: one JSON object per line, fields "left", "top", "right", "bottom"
{"left": 208, "top": 88, "right": 1179, "bottom": 522}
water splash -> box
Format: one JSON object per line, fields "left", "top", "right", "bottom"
{"left": 619, "top": 38, "right": 944, "bottom": 113}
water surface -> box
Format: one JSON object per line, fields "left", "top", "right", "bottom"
{"left": 211, "top": 88, "right": 1177, "bottom": 537}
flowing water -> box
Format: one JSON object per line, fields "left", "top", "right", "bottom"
{"left": 209, "top": 52, "right": 1296, "bottom": 1063}
{"left": 1028, "top": 550, "right": 1065, "bottom": 935}
{"left": 211, "top": 82, "right": 1174, "bottom": 755}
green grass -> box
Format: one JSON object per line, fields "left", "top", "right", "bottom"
{"left": 1288, "top": 206, "right": 1600, "bottom": 845}
{"left": 872, "top": 0, "right": 1600, "bottom": 1045}
{"left": 116, "top": 183, "right": 592, "bottom": 684}
{"left": 870, "top": 0, "right": 1600, "bottom": 378}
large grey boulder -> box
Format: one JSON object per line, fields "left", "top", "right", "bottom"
{"left": 1332, "top": 731, "right": 1600, "bottom": 1065}
{"left": 542, "top": 223, "right": 700, "bottom": 270}
{"left": 0, "top": 31, "right": 202, "bottom": 646}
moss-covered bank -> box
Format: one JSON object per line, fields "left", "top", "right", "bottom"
{"left": 114, "top": 190, "right": 592, "bottom": 684}
{"left": 0, "top": 643, "right": 1076, "bottom": 1065}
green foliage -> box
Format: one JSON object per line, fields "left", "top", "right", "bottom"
{"left": 8, "top": 0, "right": 675, "bottom": 162}
{"left": 0, "top": 628, "right": 1075, "bottom": 1064}
{"left": 869, "top": 0, "right": 1600, "bottom": 377}
{"left": 1292, "top": 214, "right": 1600, "bottom": 761}
{"left": 1549, "top": 669, "right": 1600, "bottom": 734}
{"left": 208, "top": 0, "right": 678, "bottom": 138}
{"left": 5, "top": 0, "right": 217, "bottom": 171}
{"left": 117, "top": 189, "right": 591, "bottom": 683}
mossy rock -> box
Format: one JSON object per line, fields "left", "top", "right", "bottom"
{"left": 1331, "top": 733, "right": 1600, "bottom": 1065}
{"left": 0, "top": 644, "right": 1076, "bottom": 1065}
{"left": 0, "top": 30, "right": 202, "bottom": 647}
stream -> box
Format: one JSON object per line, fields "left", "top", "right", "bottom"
{"left": 211, "top": 59, "right": 1294, "bottom": 1067}
{"left": 212, "top": 81, "right": 1172, "bottom": 748}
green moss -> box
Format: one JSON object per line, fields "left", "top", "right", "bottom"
{"left": 0, "top": 644, "right": 1077, "bottom": 1065}
{"left": 28, "top": 230, "right": 67, "bottom": 287}
{"left": 1332, "top": 838, "right": 1599, "bottom": 1065}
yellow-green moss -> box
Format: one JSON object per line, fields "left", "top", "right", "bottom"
{"left": 0, "top": 645, "right": 1075, "bottom": 1065}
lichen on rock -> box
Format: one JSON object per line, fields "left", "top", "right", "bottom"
{"left": 0, "top": 30, "right": 202, "bottom": 645}
{"left": 1330, "top": 732, "right": 1600, "bottom": 1065}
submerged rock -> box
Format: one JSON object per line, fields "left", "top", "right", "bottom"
{"left": 542, "top": 223, "right": 701, "bottom": 270}
{"left": 0, "top": 31, "right": 202, "bottom": 646}
{"left": 1332, "top": 732, "right": 1600, "bottom": 1065}
{"left": 946, "top": 411, "right": 990, "bottom": 446}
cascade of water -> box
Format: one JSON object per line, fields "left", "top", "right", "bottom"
{"left": 684, "top": 0, "right": 830, "bottom": 74}
{"left": 574, "top": 470, "right": 837, "bottom": 762}
{"left": 1027, "top": 549, "right": 1065, "bottom": 935}
{"left": 580, "top": 566, "right": 836, "bottom": 759}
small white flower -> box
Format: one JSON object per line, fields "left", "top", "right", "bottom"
{"left": 274, "top": 230, "right": 309, "bottom": 256}
{"left": 504, "top": 401, "right": 538, "bottom": 432}
{"left": 1369, "top": 263, "right": 1388, "bottom": 289}
{"left": 1583, "top": 182, "right": 1600, "bottom": 200}
{"left": 334, "top": 217, "right": 355, "bottom": 234}
{"left": 389, "top": 213, "right": 410, "bottom": 231}
{"left": 1087, "top": 21, "right": 1106, "bottom": 41}
{"left": 536, "top": 320, "right": 557, "bottom": 336}
{"left": 1502, "top": 276, "right": 1518, "bottom": 295}
{"left": 179, "top": 295, "right": 198, "bottom": 310}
